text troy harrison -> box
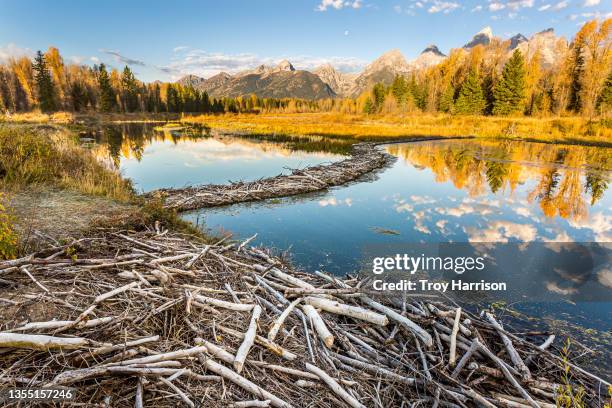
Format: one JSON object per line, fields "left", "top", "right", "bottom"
{"left": 372, "top": 279, "right": 507, "bottom": 292}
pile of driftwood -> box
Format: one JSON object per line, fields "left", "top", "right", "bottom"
{"left": 148, "top": 143, "right": 391, "bottom": 211}
{"left": 0, "top": 227, "right": 609, "bottom": 407}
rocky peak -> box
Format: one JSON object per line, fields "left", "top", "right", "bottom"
{"left": 274, "top": 59, "right": 295, "bottom": 72}
{"left": 537, "top": 28, "right": 555, "bottom": 35}
{"left": 515, "top": 28, "right": 565, "bottom": 68}
{"left": 176, "top": 74, "right": 206, "bottom": 87}
{"left": 464, "top": 26, "right": 494, "bottom": 48}
{"left": 421, "top": 44, "right": 445, "bottom": 57}
{"left": 411, "top": 45, "right": 446, "bottom": 70}
{"left": 365, "top": 49, "right": 410, "bottom": 73}
{"left": 509, "top": 33, "right": 528, "bottom": 50}
{"left": 314, "top": 63, "right": 356, "bottom": 97}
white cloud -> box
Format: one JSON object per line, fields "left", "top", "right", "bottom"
{"left": 583, "top": 0, "right": 600, "bottom": 5}
{"left": 316, "top": 0, "right": 362, "bottom": 11}
{"left": 319, "top": 197, "right": 353, "bottom": 207}
{"left": 472, "top": 5, "right": 483, "bottom": 11}
{"left": 597, "top": 268, "right": 612, "bottom": 288}
{"left": 428, "top": 1, "right": 460, "bottom": 13}
{"left": 410, "top": 195, "right": 436, "bottom": 205}
{"left": 395, "top": 203, "right": 414, "bottom": 213}
{"left": 413, "top": 211, "right": 431, "bottom": 234}
{"left": 0, "top": 43, "right": 33, "bottom": 63}
{"left": 538, "top": 4, "right": 552, "bottom": 10}
{"left": 515, "top": 207, "right": 531, "bottom": 218}
{"left": 569, "top": 212, "right": 612, "bottom": 242}
{"left": 465, "top": 221, "right": 538, "bottom": 242}
{"left": 545, "top": 281, "right": 578, "bottom": 295}
{"left": 173, "top": 46, "right": 189, "bottom": 53}
{"left": 489, "top": 2, "right": 506, "bottom": 11}
{"left": 552, "top": 0, "right": 569, "bottom": 10}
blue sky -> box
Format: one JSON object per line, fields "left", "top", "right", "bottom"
{"left": 0, "top": 0, "right": 609, "bottom": 81}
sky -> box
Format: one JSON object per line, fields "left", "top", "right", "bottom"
{"left": 0, "top": 0, "right": 610, "bottom": 82}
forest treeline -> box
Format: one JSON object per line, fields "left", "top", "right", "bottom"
{"left": 0, "top": 18, "right": 609, "bottom": 118}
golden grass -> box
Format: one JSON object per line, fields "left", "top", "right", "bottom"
{"left": 182, "top": 112, "right": 612, "bottom": 146}
{"left": 1, "top": 111, "right": 75, "bottom": 124}
{"left": 0, "top": 124, "right": 134, "bottom": 202}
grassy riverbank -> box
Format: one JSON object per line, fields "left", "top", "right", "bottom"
{"left": 182, "top": 112, "right": 612, "bottom": 146}
{"left": 0, "top": 124, "right": 204, "bottom": 258}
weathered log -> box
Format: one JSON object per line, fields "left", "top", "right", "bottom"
{"left": 234, "top": 305, "right": 262, "bottom": 373}
{"left": 302, "top": 304, "right": 334, "bottom": 348}
{"left": 268, "top": 298, "right": 301, "bottom": 342}
{"left": 305, "top": 363, "right": 366, "bottom": 408}
{"left": 198, "top": 354, "right": 293, "bottom": 408}
{"left": 304, "top": 297, "right": 388, "bottom": 326}
{"left": 0, "top": 333, "right": 92, "bottom": 351}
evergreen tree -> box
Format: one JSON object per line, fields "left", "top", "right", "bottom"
{"left": 596, "top": 71, "right": 612, "bottom": 116}
{"left": 97, "top": 64, "right": 116, "bottom": 112}
{"left": 492, "top": 50, "right": 526, "bottom": 115}
{"left": 121, "top": 66, "right": 139, "bottom": 112}
{"left": 363, "top": 97, "right": 374, "bottom": 114}
{"left": 391, "top": 75, "right": 408, "bottom": 107}
{"left": 454, "top": 70, "right": 485, "bottom": 115}
{"left": 33, "top": 50, "right": 56, "bottom": 112}
{"left": 69, "top": 81, "right": 87, "bottom": 111}
{"left": 438, "top": 85, "right": 455, "bottom": 113}
{"left": 568, "top": 39, "right": 585, "bottom": 112}
{"left": 166, "top": 85, "right": 181, "bottom": 112}
{"left": 372, "top": 83, "right": 386, "bottom": 112}
{"left": 482, "top": 73, "right": 495, "bottom": 115}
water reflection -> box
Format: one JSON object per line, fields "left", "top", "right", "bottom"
{"left": 84, "top": 123, "right": 346, "bottom": 192}
{"left": 193, "top": 139, "right": 612, "bottom": 275}
{"left": 388, "top": 140, "right": 610, "bottom": 223}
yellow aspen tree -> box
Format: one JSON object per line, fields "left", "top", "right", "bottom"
{"left": 579, "top": 18, "right": 611, "bottom": 118}
{"left": 9, "top": 57, "right": 35, "bottom": 105}
{"left": 45, "top": 47, "right": 67, "bottom": 108}
{"left": 524, "top": 49, "right": 543, "bottom": 115}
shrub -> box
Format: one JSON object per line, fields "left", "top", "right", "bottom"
{"left": 0, "top": 193, "right": 18, "bottom": 260}
{"left": 0, "top": 125, "right": 134, "bottom": 201}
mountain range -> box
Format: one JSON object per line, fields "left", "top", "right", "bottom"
{"left": 177, "top": 27, "right": 566, "bottom": 99}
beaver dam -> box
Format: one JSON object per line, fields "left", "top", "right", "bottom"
{"left": 148, "top": 142, "right": 393, "bottom": 211}
{"left": 0, "top": 227, "right": 609, "bottom": 407}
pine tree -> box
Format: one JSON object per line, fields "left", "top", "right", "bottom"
{"left": 121, "top": 66, "right": 139, "bottom": 112}
{"left": 372, "top": 83, "right": 386, "bottom": 112}
{"left": 454, "top": 70, "right": 485, "bottom": 115}
{"left": 597, "top": 71, "right": 612, "bottom": 116}
{"left": 391, "top": 75, "right": 408, "bottom": 107}
{"left": 70, "top": 81, "right": 87, "bottom": 111}
{"left": 568, "top": 29, "right": 588, "bottom": 112}
{"left": 97, "top": 64, "right": 116, "bottom": 112}
{"left": 33, "top": 51, "right": 56, "bottom": 112}
{"left": 438, "top": 85, "right": 455, "bottom": 113}
{"left": 363, "top": 97, "right": 374, "bottom": 114}
{"left": 492, "top": 49, "right": 526, "bottom": 115}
